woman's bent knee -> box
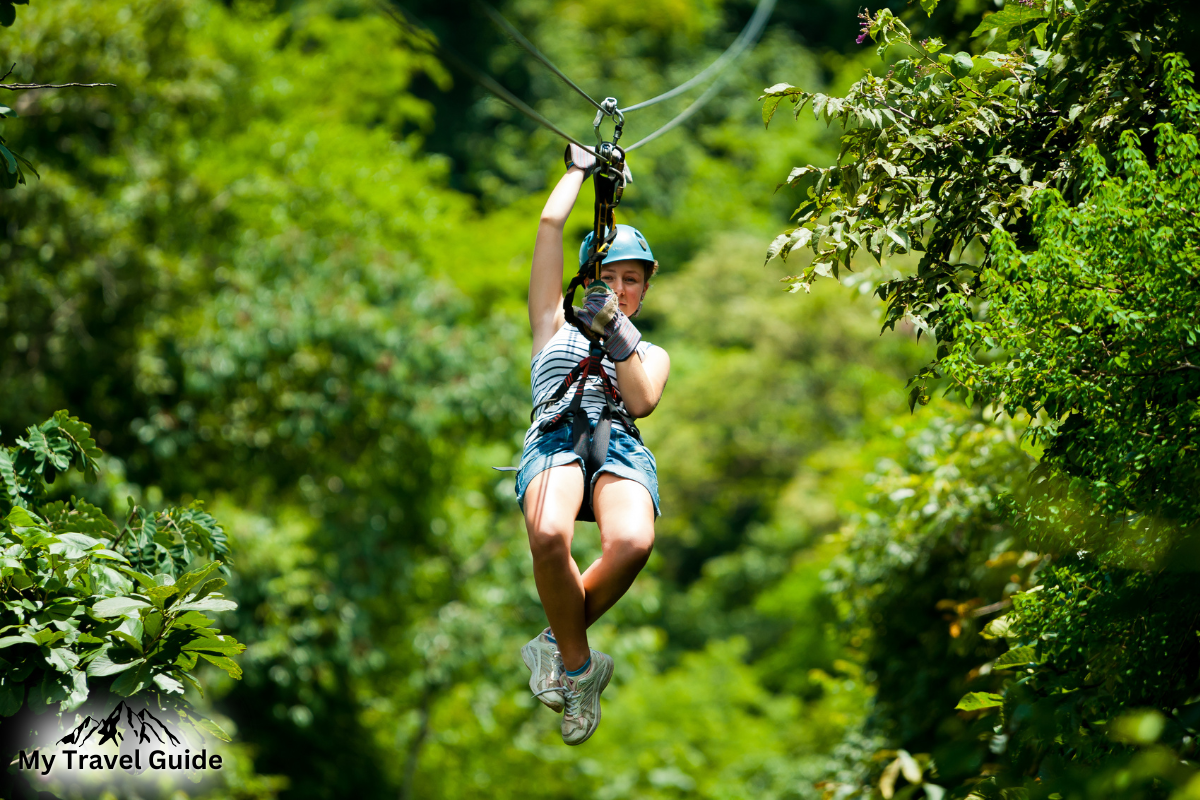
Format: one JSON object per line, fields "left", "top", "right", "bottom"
{"left": 528, "top": 526, "right": 572, "bottom": 562}
{"left": 606, "top": 528, "right": 654, "bottom": 562}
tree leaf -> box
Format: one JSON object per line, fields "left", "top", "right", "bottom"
{"left": 0, "top": 449, "right": 23, "bottom": 507}
{"left": 173, "top": 561, "right": 220, "bottom": 599}
{"left": 181, "top": 634, "right": 245, "bottom": 656}
{"left": 993, "top": 645, "right": 1038, "bottom": 669}
{"left": 956, "top": 691, "right": 1004, "bottom": 711}
{"left": 64, "top": 669, "right": 89, "bottom": 712}
{"left": 172, "top": 610, "right": 216, "bottom": 628}
{"left": 952, "top": 52, "right": 975, "bottom": 76}
{"left": 85, "top": 649, "right": 145, "bottom": 677}
{"left": 991, "top": 155, "right": 1023, "bottom": 173}
{"left": 761, "top": 82, "right": 797, "bottom": 96}
{"left": 0, "top": 633, "right": 37, "bottom": 649}
{"left": 52, "top": 411, "right": 103, "bottom": 481}
{"left": 0, "top": 142, "right": 16, "bottom": 173}
{"left": 765, "top": 232, "right": 789, "bottom": 265}
{"left": 971, "top": 4, "right": 1048, "bottom": 38}
{"left": 42, "top": 644, "right": 80, "bottom": 673}
{"left": 146, "top": 584, "right": 179, "bottom": 609}
{"left": 192, "top": 714, "right": 231, "bottom": 742}
{"left": 198, "top": 652, "right": 243, "bottom": 680}
{"left": 6, "top": 507, "right": 41, "bottom": 529}
{"left": 153, "top": 672, "right": 185, "bottom": 694}
{"left": 879, "top": 757, "right": 901, "bottom": 799}
{"left": 0, "top": 678, "right": 24, "bottom": 717}
{"left": 110, "top": 662, "right": 151, "bottom": 696}
{"left": 763, "top": 95, "right": 784, "bottom": 127}
{"left": 981, "top": 615, "right": 1012, "bottom": 639}
{"left": 783, "top": 228, "right": 814, "bottom": 259}
{"left": 46, "top": 498, "right": 118, "bottom": 539}
{"left": 173, "top": 596, "right": 237, "bottom": 614}
{"left": 92, "top": 596, "right": 152, "bottom": 618}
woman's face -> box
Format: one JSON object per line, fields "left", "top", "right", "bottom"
{"left": 593, "top": 259, "right": 648, "bottom": 317}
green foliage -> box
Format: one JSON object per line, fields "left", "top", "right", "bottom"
{"left": 0, "top": 103, "right": 37, "bottom": 189}
{"left": 1, "top": 0, "right": 64, "bottom": 190}
{"left": 812, "top": 406, "right": 1200, "bottom": 799}
{"left": 968, "top": 563, "right": 1200, "bottom": 798}
{"left": 810, "top": 405, "right": 1200, "bottom": 800}
{"left": 0, "top": 0, "right": 29, "bottom": 28}
{"left": 763, "top": 9, "right": 1200, "bottom": 796}
{"left": 941, "top": 121, "right": 1200, "bottom": 560}
{"left": 815, "top": 408, "right": 1035, "bottom": 797}
{"left": 761, "top": 0, "right": 1194, "bottom": 331}
{"left": 0, "top": 412, "right": 241, "bottom": 747}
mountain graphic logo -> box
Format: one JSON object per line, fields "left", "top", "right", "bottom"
{"left": 56, "top": 701, "right": 182, "bottom": 750}
{"left": 16, "top": 699, "right": 224, "bottom": 781}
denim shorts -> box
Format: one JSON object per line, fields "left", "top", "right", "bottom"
{"left": 515, "top": 421, "right": 661, "bottom": 518}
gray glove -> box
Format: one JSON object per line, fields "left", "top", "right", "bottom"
{"left": 575, "top": 281, "right": 642, "bottom": 362}
{"left": 564, "top": 143, "right": 600, "bottom": 178}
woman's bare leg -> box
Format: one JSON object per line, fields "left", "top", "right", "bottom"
{"left": 523, "top": 464, "right": 590, "bottom": 671}
{"left": 581, "top": 473, "right": 656, "bottom": 626}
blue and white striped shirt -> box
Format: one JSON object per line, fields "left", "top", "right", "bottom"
{"left": 524, "top": 324, "right": 654, "bottom": 448}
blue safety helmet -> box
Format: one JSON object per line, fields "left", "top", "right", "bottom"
{"left": 578, "top": 224, "right": 655, "bottom": 270}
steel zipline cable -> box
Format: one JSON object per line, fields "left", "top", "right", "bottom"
{"left": 619, "top": 0, "right": 776, "bottom": 114}
{"left": 624, "top": 71, "right": 725, "bottom": 151}
{"left": 475, "top": 1, "right": 606, "bottom": 113}
{"left": 378, "top": 0, "right": 775, "bottom": 154}
{"left": 378, "top": 3, "right": 602, "bottom": 155}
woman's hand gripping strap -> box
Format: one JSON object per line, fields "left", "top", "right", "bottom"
{"left": 574, "top": 281, "right": 642, "bottom": 362}
{"left": 564, "top": 143, "right": 601, "bottom": 178}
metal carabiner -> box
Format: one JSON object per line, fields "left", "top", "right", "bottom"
{"left": 593, "top": 97, "right": 621, "bottom": 148}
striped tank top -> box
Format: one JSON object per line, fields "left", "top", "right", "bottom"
{"left": 524, "top": 324, "right": 654, "bottom": 449}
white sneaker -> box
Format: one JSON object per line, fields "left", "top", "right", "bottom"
{"left": 521, "top": 631, "right": 564, "bottom": 713}
{"left": 560, "top": 649, "right": 614, "bottom": 745}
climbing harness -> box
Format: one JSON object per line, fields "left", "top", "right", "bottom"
{"left": 530, "top": 339, "right": 642, "bottom": 523}
{"left": 380, "top": 0, "right": 777, "bottom": 518}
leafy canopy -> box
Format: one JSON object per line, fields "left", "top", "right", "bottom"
{"left": 0, "top": 412, "right": 242, "bottom": 749}
{"left": 943, "top": 121, "right": 1200, "bottom": 562}
{"left": 762, "top": 0, "right": 1200, "bottom": 555}
{"left": 762, "top": 0, "right": 1194, "bottom": 310}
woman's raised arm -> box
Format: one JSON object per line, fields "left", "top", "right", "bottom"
{"left": 530, "top": 148, "right": 595, "bottom": 357}
{"left": 530, "top": 168, "right": 585, "bottom": 356}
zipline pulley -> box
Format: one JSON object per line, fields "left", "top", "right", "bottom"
{"left": 594, "top": 97, "right": 624, "bottom": 147}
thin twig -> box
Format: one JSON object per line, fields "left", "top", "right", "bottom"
{"left": 1, "top": 64, "right": 13, "bottom": 83}
{"left": 971, "top": 598, "right": 1012, "bottom": 617}
{"left": 113, "top": 504, "right": 140, "bottom": 552}
{"left": 0, "top": 82, "right": 115, "bottom": 91}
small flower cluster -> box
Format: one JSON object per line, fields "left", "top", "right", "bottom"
{"left": 856, "top": 9, "right": 871, "bottom": 44}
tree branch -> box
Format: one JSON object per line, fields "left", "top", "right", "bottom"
{"left": 1, "top": 82, "right": 115, "bottom": 91}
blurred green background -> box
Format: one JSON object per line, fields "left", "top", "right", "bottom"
{"left": 0, "top": 0, "right": 1025, "bottom": 797}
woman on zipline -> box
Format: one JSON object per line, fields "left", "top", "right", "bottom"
{"left": 516, "top": 144, "right": 670, "bottom": 745}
